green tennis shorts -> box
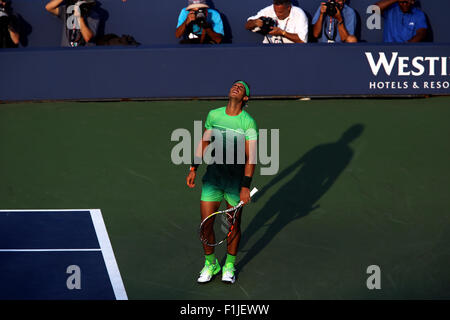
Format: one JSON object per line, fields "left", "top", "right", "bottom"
{"left": 201, "top": 182, "right": 240, "bottom": 207}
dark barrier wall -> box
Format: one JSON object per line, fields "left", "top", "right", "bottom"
{"left": 8, "top": 0, "right": 450, "bottom": 47}
{"left": 1, "top": 43, "right": 449, "bottom": 101}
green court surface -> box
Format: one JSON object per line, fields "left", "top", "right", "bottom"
{"left": 0, "top": 97, "right": 449, "bottom": 299}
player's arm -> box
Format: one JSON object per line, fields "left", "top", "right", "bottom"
{"left": 45, "top": 0, "right": 63, "bottom": 16}
{"left": 186, "top": 129, "right": 212, "bottom": 188}
{"left": 240, "top": 139, "right": 257, "bottom": 204}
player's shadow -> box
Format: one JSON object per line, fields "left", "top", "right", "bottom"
{"left": 236, "top": 124, "right": 365, "bottom": 273}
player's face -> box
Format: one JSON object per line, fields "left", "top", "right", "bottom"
{"left": 398, "top": 0, "right": 414, "bottom": 13}
{"left": 229, "top": 83, "right": 247, "bottom": 100}
{"left": 273, "top": 4, "right": 291, "bottom": 20}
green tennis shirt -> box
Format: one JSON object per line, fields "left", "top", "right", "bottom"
{"left": 202, "top": 106, "right": 258, "bottom": 190}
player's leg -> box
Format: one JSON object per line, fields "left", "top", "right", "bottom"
{"left": 222, "top": 192, "right": 242, "bottom": 284}
{"left": 200, "top": 200, "right": 221, "bottom": 255}
{"left": 197, "top": 183, "right": 223, "bottom": 283}
{"left": 225, "top": 204, "right": 243, "bottom": 256}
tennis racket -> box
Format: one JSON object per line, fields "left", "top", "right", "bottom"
{"left": 199, "top": 187, "right": 258, "bottom": 247}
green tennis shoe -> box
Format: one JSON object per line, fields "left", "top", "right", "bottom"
{"left": 221, "top": 262, "right": 236, "bottom": 284}
{"left": 197, "top": 258, "right": 221, "bottom": 283}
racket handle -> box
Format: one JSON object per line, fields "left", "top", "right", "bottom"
{"left": 237, "top": 187, "right": 258, "bottom": 207}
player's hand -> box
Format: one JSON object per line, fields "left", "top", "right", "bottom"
{"left": 186, "top": 171, "right": 196, "bottom": 188}
{"left": 240, "top": 187, "right": 251, "bottom": 205}
{"left": 268, "top": 26, "right": 283, "bottom": 36}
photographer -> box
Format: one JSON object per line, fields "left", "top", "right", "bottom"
{"left": 0, "top": 0, "right": 19, "bottom": 48}
{"left": 245, "top": 0, "right": 308, "bottom": 44}
{"left": 45, "top": 0, "right": 99, "bottom": 47}
{"left": 374, "top": 0, "right": 427, "bottom": 43}
{"left": 175, "top": 0, "right": 224, "bottom": 44}
{"left": 312, "top": 0, "right": 357, "bottom": 43}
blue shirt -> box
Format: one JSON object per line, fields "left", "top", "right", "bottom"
{"left": 383, "top": 3, "right": 427, "bottom": 43}
{"left": 312, "top": 4, "right": 356, "bottom": 43}
{"left": 176, "top": 8, "right": 224, "bottom": 37}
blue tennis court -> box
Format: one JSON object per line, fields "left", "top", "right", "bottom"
{"left": 0, "top": 210, "right": 127, "bottom": 300}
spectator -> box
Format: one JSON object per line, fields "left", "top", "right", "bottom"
{"left": 245, "top": 0, "right": 308, "bottom": 44}
{"left": 45, "top": 0, "right": 100, "bottom": 47}
{"left": 375, "top": 0, "right": 427, "bottom": 43}
{"left": 312, "top": 0, "right": 358, "bottom": 43}
{"left": 175, "top": 0, "right": 224, "bottom": 44}
{"left": 0, "top": 0, "right": 19, "bottom": 48}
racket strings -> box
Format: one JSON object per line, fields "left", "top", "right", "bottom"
{"left": 199, "top": 207, "right": 241, "bottom": 246}
{"left": 200, "top": 216, "right": 217, "bottom": 245}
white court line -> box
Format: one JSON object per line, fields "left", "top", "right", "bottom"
{"left": 0, "top": 209, "right": 94, "bottom": 212}
{"left": 0, "top": 209, "right": 128, "bottom": 300}
{"left": 0, "top": 249, "right": 101, "bottom": 252}
{"left": 90, "top": 209, "right": 128, "bottom": 300}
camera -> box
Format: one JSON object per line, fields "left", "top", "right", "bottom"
{"left": 259, "top": 16, "right": 276, "bottom": 35}
{"left": 325, "top": 1, "right": 340, "bottom": 17}
{"left": 194, "top": 8, "right": 208, "bottom": 28}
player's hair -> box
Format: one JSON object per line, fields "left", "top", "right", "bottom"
{"left": 233, "top": 80, "right": 251, "bottom": 97}
{"left": 233, "top": 80, "right": 251, "bottom": 108}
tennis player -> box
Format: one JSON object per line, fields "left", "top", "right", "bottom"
{"left": 186, "top": 80, "right": 258, "bottom": 284}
